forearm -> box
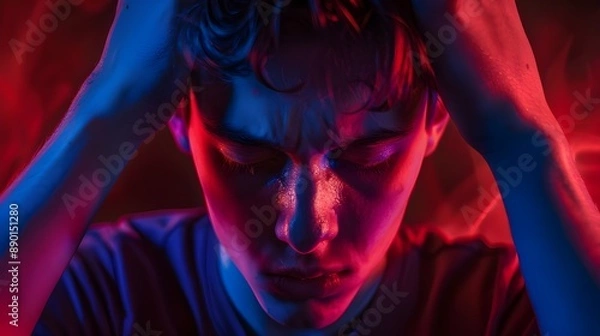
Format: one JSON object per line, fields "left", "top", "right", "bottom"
{"left": 0, "top": 72, "right": 144, "bottom": 335}
{"left": 488, "top": 133, "right": 600, "bottom": 335}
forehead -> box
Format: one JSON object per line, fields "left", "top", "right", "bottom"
{"left": 195, "top": 25, "right": 421, "bottom": 152}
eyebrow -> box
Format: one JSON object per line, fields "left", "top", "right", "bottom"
{"left": 203, "top": 122, "right": 283, "bottom": 149}
{"left": 341, "top": 127, "right": 413, "bottom": 148}
{"left": 204, "top": 119, "right": 412, "bottom": 152}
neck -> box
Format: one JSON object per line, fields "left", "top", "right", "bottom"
{"left": 217, "top": 246, "right": 387, "bottom": 336}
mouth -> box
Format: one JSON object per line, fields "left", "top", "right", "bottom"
{"left": 263, "top": 268, "right": 352, "bottom": 301}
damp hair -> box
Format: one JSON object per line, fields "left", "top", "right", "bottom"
{"left": 177, "top": 0, "right": 436, "bottom": 119}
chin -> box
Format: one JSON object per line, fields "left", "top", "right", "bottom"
{"left": 260, "top": 291, "right": 353, "bottom": 329}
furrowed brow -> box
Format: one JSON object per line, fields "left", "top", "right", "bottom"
{"left": 337, "top": 95, "right": 422, "bottom": 148}
{"left": 342, "top": 128, "right": 412, "bottom": 148}
{"left": 203, "top": 121, "right": 282, "bottom": 149}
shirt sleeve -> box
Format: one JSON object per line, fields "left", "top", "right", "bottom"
{"left": 495, "top": 253, "right": 542, "bottom": 336}
{"left": 33, "top": 229, "right": 124, "bottom": 336}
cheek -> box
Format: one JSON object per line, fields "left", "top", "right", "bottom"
{"left": 335, "top": 185, "right": 405, "bottom": 264}
{"left": 190, "top": 138, "right": 281, "bottom": 257}
{"left": 336, "top": 136, "right": 428, "bottom": 258}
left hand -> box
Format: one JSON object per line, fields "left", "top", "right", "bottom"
{"left": 410, "top": 0, "right": 564, "bottom": 159}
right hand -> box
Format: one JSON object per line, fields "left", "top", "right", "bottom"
{"left": 89, "top": 0, "right": 196, "bottom": 120}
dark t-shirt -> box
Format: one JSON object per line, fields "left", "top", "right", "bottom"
{"left": 34, "top": 208, "right": 540, "bottom": 336}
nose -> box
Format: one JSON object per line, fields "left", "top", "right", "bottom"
{"left": 275, "top": 165, "right": 339, "bottom": 254}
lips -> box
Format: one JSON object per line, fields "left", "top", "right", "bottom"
{"left": 263, "top": 267, "right": 352, "bottom": 301}
{"left": 269, "top": 268, "right": 336, "bottom": 280}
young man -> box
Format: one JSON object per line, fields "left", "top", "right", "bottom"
{"left": 1, "top": 0, "right": 599, "bottom": 335}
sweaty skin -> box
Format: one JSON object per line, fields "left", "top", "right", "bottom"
{"left": 410, "top": 0, "right": 600, "bottom": 334}
{"left": 1, "top": 0, "right": 599, "bottom": 335}
{"left": 173, "top": 29, "right": 448, "bottom": 332}
{"left": 0, "top": 1, "right": 194, "bottom": 335}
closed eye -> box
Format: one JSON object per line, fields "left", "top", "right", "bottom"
{"left": 218, "top": 144, "right": 288, "bottom": 175}
{"left": 219, "top": 144, "right": 279, "bottom": 164}
{"left": 327, "top": 151, "right": 395, "bottom": 177}
{"left": 332, "top": 145, "right": 397, "bottom": 166}
{"left": 327, "top": 138, "right": 405, "bottom": 176}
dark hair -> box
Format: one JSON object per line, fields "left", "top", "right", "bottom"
{"left": 178, "top": 0, "right": 435, "bottom": 117}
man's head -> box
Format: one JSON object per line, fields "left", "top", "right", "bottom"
{"left": 170, "top": 0, "right": 448, "bottom": 329}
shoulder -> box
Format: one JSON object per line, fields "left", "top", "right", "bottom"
{"left": 398, "top": 225, "right": 527, "bottom": 303}
{"left": 35, "top": 207, "right": 215, "bottom": 336}
{"left": 399, "top": 224, "right": 522, "bottom": 274}
{"left": 82, "top": 207, "right": 210, "bottom": 252}
{"left": 395, "top": 226, "right": 539, "bottom": 335}
{"left": 71, "top": 206, "right": 215, "bottom": 295}
{"left": 71, "top": 207, "right": 213, "bottom": 273}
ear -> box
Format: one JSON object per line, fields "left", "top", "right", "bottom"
{"left": 424, "top": 92, "right": 450, "bottom": 157}
{"left": 168, "top": 103, "right": 191, "bottom": 154}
